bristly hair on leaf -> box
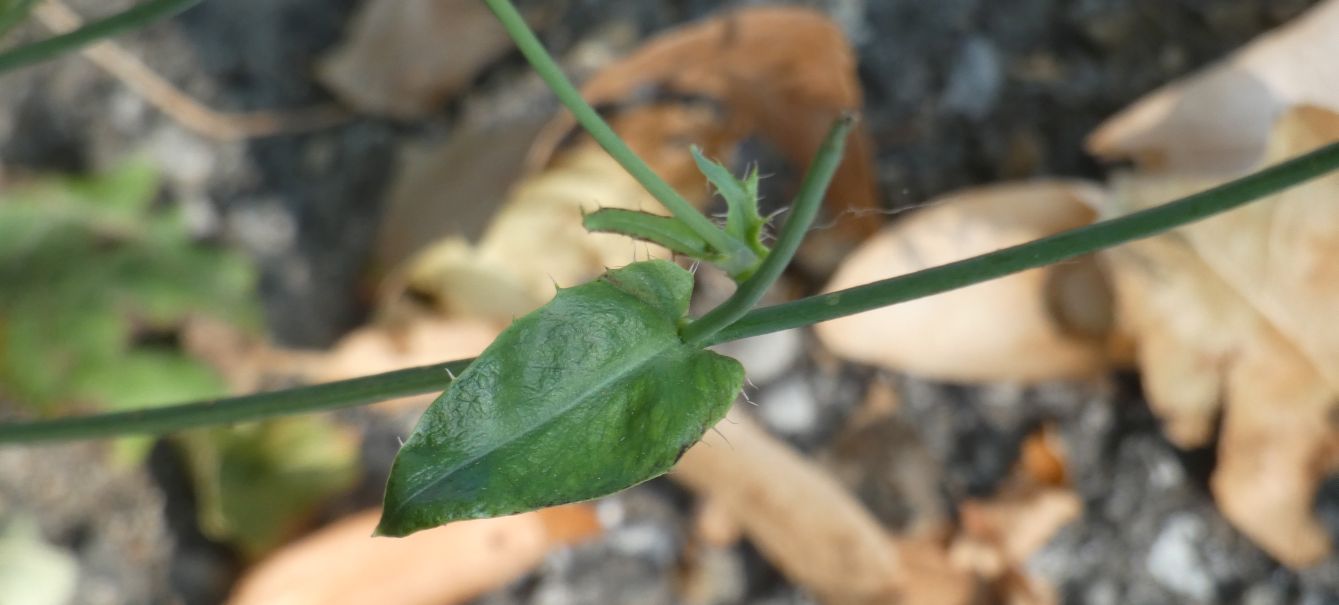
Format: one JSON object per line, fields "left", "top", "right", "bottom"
{"left": 376, "top": 260, "right": 743, "bottom": 537}
{"left": 691, "top": 146, "right": 770, "bottom": 258}
{"left": 582, "top": 208, "right": 715, "bottom": 259}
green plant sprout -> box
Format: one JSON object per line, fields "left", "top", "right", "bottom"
{"left": 4, "top": 0, "right": 1339, "bottom": 540}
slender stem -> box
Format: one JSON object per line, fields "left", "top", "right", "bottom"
{"left": 682, "top": 115, "right": 854, "bottom": 346}
{"left": 0, "top": 359, "right": 473, "bottom": 443}
{"left": 0, "top": 0, "right": 199, "bottom": 74}
{"left": 481, "top": 0, "right": 757, "bottom": 277}
{"left": 3, "top": 141, "right": 1339, "bottom": 444}
{"left": 702, "top": 140, "right": 1339, "bottom": 346}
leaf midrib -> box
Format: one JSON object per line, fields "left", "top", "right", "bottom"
{"left": 388, "top": 332, "right": 682, "bottom": 518}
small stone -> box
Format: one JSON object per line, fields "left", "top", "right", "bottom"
{"left": 824, "top": 0, "right": 870, "bottom": 46}
{"left": 596, "top": 498, "right": 626, "bottom": 529}
{"left": 1242, "top": 583, "right": 1288, "bottom": 605}
{"left": 679, "top": 547, "right": 746, "bottom": 605}
{"left": 942, "top": 37, "right": 1002, "bottom": 120}
{"left": 227, "top": 199, "right": 297, "bottom": 258}
{"left": 149, "top": 127, "right": 215, "bottom": 188}
{"left": 709, "top": 329, "right": 802, "bottom": 387}
{"left": 1084, "top": 580, "right": 1119, "bottom": 605}
{"left": 1147, "top": 513, "right": 1215, "bottom": 601}
{"left": 108, "top": 90, "right": 150, "bottom": 134}
{"left": 757, "top": 377, "right": 817, "bottom": 437}
{"left": 607, "top": 523, "right": 677, "bottom": 566}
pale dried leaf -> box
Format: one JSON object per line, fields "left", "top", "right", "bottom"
{"left": 402, "top": 147, "right": 675, "bottom": 321}
{"left": 1019, "top": 426, "right": 1068, "bottom": 487}
{"left": 1170, "top": 108, "right": 1339, "bottom": 390}
{"left": 315, "top": 319, "right": 498, "bottom": 381}
{"left": 815, "top": 181, "right": 1114, "bottom": 383}
{"left": 227, "top": 505, "right": 598, "bottom": 605}
{"left": 892, "top": 536, "right": 985, "bottom": 605}
{"left": 1100, "top": 231, "right": 1251, "bottom": 448}
{"left": 1213, "top": 323, "right": 1338, "bottom": 567}
{"left": 1099, "top": 107, "right": 1339, "bottom": 566}
{"left": 957, "top": 487, "right": 1081, "bottom": 568}
{"left": 1088, "top": 0, "right": 1339, "bottom": 172}
{"left": 307, "top": 318, "right": 501, "bottom": 412}
{"left": 1103, "top": 201, "right": 1339, "bottom": 566}
{"left": 673, "top": 413, "right": 909, "bottom": 603}
{"left": 943, "top": 480, "right": 1078, "bottom": 605}
{"left": 692, "top": 497, "right": 743, "bottom": 548}
{"left": 675, "top": 413, "right": 982, "bottom": 604}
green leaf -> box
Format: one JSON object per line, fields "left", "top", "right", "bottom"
{"left": 691, "top": 146, "right": 767, "bottom": 257}
{"left": 0, "top": 160, "right": 259, "bottom": 413}
{"left": 378, "top": 260, "right": 743, "bottom": 536}
{"left": 73, "top": 349, "right": 226, "bottom": 411}
{"left": 180, "top": 417, "right": 361, "bottom": 559}
{"left": 70, "top": 157, "right": 160, "bottom": 219}
{"left": 583, "top": 208, "right": 713, "bottom": 258}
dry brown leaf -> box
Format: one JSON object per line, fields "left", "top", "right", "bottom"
{"left": 318, "top": 0, "right": 515, "bottom": 118}
{"left": 399, "top": 146, "right": 675, "bottom": 322}
{"left": 311, "top": 318, "right": 499, "bottom": 382}
{"left": 1213, "top": 320, "right": 1339, "bottom": 568}
{"left": 1101, "top": 231, "right": 1245, "bottom": 448}
{"left": 305, "top": 317, "right": 501, "bottom": 412}
{"left": 227, "top": 505, "right": 599, "bottom": 605}
{"left": 371, "top": 118, "right": 549, "bottom": 280}
{"left": 1019, "top": 426, "right": 1068, "bottom": 487}
{"left": 956, "top": 487, "right": 1081, "bottom": 571}
{"left": 893, "top": 536, "right": 985, "bottom": 605}
{"left": 1167, "top": 108, "right": 1339, "bottom": 390}
{"left": 1088, "top": 0, "right": 1339, "bottom": 172}
{"left": 815, "top": 181, "right": 1114, "bottom": 383}
{"left": 691, "top": 497, "right": 743, "bottom": 549}
{"left": 1102, "top": 207, "right": 1338, "bottom": 565}
{"left": 389, "top": 6, "right": 884, "bottom": 319}
{"left": 674, "top": 413, "right": 978, "bottom": 605}
{"left": 530, "top": 6, "right": 881, "bottom": 248}
{"left": 947, "top": 484, "right": 1078, "bottom": 605}
{"left": 1099, "top": 107, "right": 1339, "bottom": 566}
{"left": 184, "top": 312, "right": 498, "bottom": 414}
{"left": 674, "top": 413, "right": 902, "bottom": 602}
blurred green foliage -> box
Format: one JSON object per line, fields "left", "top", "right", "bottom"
{"left": 0, "top": 0, "right": 38, "bottom": 38}
{"left": 182, "top": 418, "right": 361, "bottom": 558}
{"left": 0, "top": 161, "right": 359, "bottom": 557}
{"left": 0, "top": 160, "right": 255, "bottom": 412}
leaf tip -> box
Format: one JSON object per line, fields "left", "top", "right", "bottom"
{"left": 370, "top": 518, "right": 400, "bottom": 538}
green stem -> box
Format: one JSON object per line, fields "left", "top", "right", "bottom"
{"left": 0, "top": 359, "right": 473, "bottom": 443}
{"left": 701, "top": 140, "right": 1339, "bottom": 346}
{"left": 3, "top": 141, "right": 1339, "bottom": 444}
{"left": 681, "top": 115, "right": 854, "bottom": 346}
{"left": 0, "top": 0, "right": 200, "bottom": 74}
{"left": 480, "top": 0, "right": 757, "bottom": 277}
